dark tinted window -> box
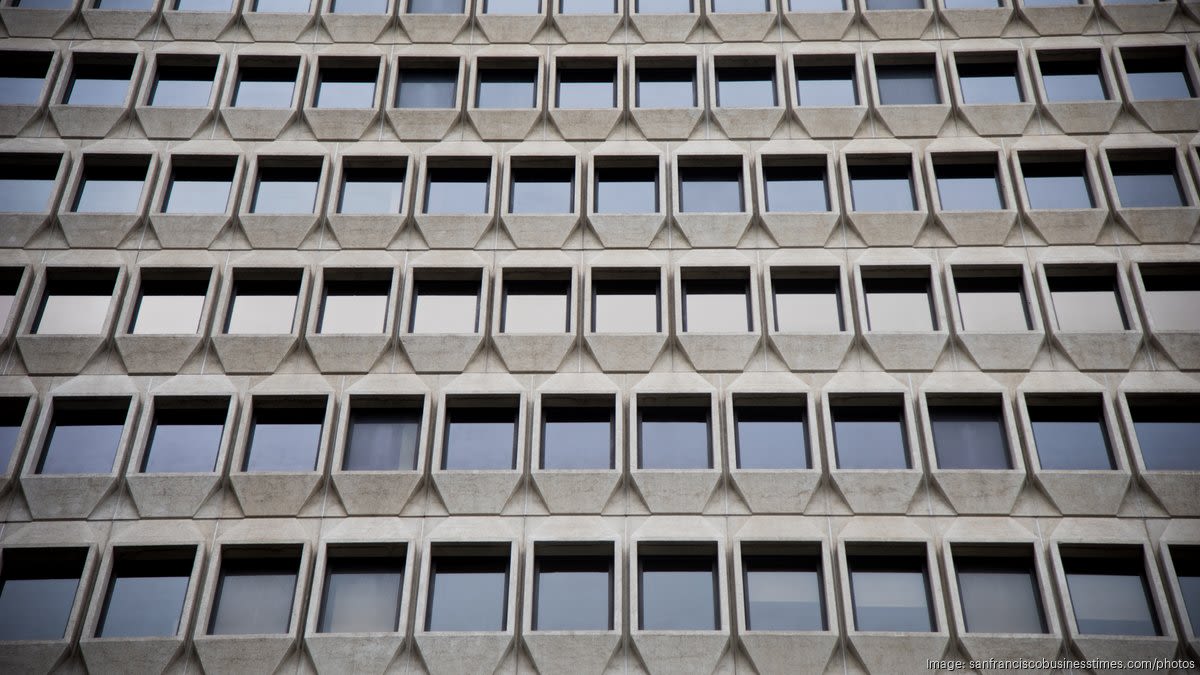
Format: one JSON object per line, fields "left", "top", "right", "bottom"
{"left": 956, "top": 61, "right": 1022, "bottom": 104}
{"left": 1039, "top": 56, "right": 1108, "bottom": 102}
{"left": 594, "top": 165, "right": 658, "bottom": 214}
{"left": 502, "top": 279, "right": 570, "bottom": 333}
{"left": 343, "top": 405, "right": 421, "bottom": 471}
{"left": 317, "top": 551, "right": 405, "bottom": 633}
{"left": 253, "top": 0, "right": 310, "bottom": 11}
{"left": 1021, "top": 159, "right": 1094, "bottom": 209}
{"left": 338, "top": 164, "right": 405, "bottom": 215}
{"left": 38, "top": 403, "right": 128, "bottom": 475}
{"left": 97, "top": 549, "right": 194, "bottom": 638}
{"left": 0, "top": 52, "right": 52, "bottom": 106}
{"left": 318, "top": 278, "right": 390, "bottom": 335}
{"left": 735, "top": 405, "right": 808, "bottom": 470}
{"left": 12, "top": 0, "right": 75, "bottom": 7}
{"left": 1109, "top": 158, "right": 1184, "bottom": 208}
{"left": 743, "top": 550, "right": 824, "bottom": 631}
{"left": 683, "top": 278, "right": 751, "bottom": 333}
{"left": 639, "top": 405, "right": 710, "bottom": 469}
{"left": 315, "top": 65, "right": 378, "bottom": 109}
{"left": 764, "top": 164, "right": 829, "bottom": 212}
{"left": 954, "top": 552, "right": 1046, "bottom": 634}
{"left": 715, "top": 66, "right": 777, "bottom": 108}
{"left": 848, "top": 552, "right": 933, "bottom": 632}
{"left": 163, "top": 162, "right": 234, "bottom": 215}
{"left": 679, "top": 166, "right": 743, "bottom": 213}
{"left": 1171, "top": 547, "right": 1200, "bottom": 638}
{"left": 141, "top": 404, "right": 227, "bottom": 473}
{"left": 408, "top": 0, "right": 465, "bottom": 12}
{"left": 510, "top": 167, "right": 574, "bottom": 214}
{"left": 533, "top": 550, "right": 612, "bottom": 630}
{"left": 1028, "top": 399, "right": 1114, "bottom": 470}
{"left": 149, "top": 63, "right": 217, "bottom": 107}
{"left": 794, "top": 63, "right": 857, "bottom": 107}
{"left": 1123, "top": 52, "right": 1195, "bottom": 101}
{"left": 424, "top": 166, "right": 490, "bottom": 214}
{"left": 0, "top": 154, "right": 59, "bottom": 213}
{"left": 832, "top": 403, "right": 909, "bottom": 469}
{"left": 934, "top": 161, "right": 1003, "bottom": 211}
{"left": 556, "top": 67, "right": 616, "bottom": 109}
{"left": 773, "top": 277, "right": 842, "bottom": 332}
{"left": 0, "top": 398, "right": 28, "bottom": 473}
{"left": 333, "top": 0, "right": 388, "bottom": 11}
{"left": 410, "top": 279, "right": 480, "bottom": 333}
{"left": 225, "top": 277, "right": 300, "bottom": 335}
{"left": 635, "top": 66, "right": 696, "bottom": 108}
{"left": 849, "top": 163, "right": 915, "bottom": 211}
{"left": 592, "top": 279, "right": 660, "bottom": 333}
{"left": 1062, "top": 550, "right": 1160, "bottom": 636}
{"left": 0, "top": 270, "right": 18, "bottom": 330}
{"left": 443, "top": 406, "right": 518, "bottom": 470}
{"left": 208, "top": 550, "right": 300, "bottom": 635}
{"left": 541, "top": 405, "right": 613, "bottom": 470}
{"left": 875, "top": 63, "right": 940, "bottom": 105}
{"left": 1140, "top": 269, "right": 1200, "bottom": 332}
{"left": 175, "top": 0, "right": 236, "bottom": 9}
{"left": 1128, "top": 396, "right": 1200, "bottom": 471}
{"left": 476, "top": 67, "right": 537, "bottom": 109}
{"left": 426, "top": 552, "right": 509, "bottom": 631}
{"left": 64, "top": 58, "right": 134, "bottom": 106}
{"left": 396, "top": 67, "right": 458, "bottom": 108}
{"left": 929, "top": 402, "right": 1011, "bottom": 470}
{"left": 954, "top": 274, "right": 1031, "bottom": 332}
{"left": 1047, "top": 274, "right": 1127, "bottom": 332}
{"left": 74, "top": 159, "right": 148, "bottom": 213}
{"left": 34, "top": 274, "right": 116, "bottom": 335}
{"left": 243, "top": 404, "right": 325, "bottom": 472}
{"left": 232, "top": 64, "right": 297, "bottom": 108}
{"left": 864, "top": 276, "right": 935, "bottom": 332}
{"left": 639, "top": 551, "right": 719, "bottom": 630}
{"left": 251, "top": 164, "right": 321, "bottom": 214}
{"left": 0, "top": 548, "right": 86, "bottom": 641}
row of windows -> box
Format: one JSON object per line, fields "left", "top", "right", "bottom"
{"left": 3, "top": 145, "right": 1197, "bottom": 219}
{"left": 2, "top": 382, "right": 1196, "bottom": 481}
{"left": 1, "top": 539, "right": 1197, "bottom": 644}
{"left": 3, "top": 45, "right": 1195, "bottom": 121}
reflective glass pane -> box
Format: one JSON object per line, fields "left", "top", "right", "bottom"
{"left": 557, "top": 69, "right": 615, "bottom": 109}
{"left": 743, "top": 554, "right": 824, "bottom": 631}
{"left": 410, "top": 280, "right": 480, "bottom": 333}
{"left": 541, "top": 406, "right": 612, "bottom": 470}
{"left": 715, "top": 67, "right": 776, "bottom": 107}
{"left": 794, "top": 64, "right": 857, "bottom": 107}
{"left": 510, "top": 168, "right": 573, "bottom": 214}
{"left": 712, "top": 0, "right": 765, "bottom": 9}
{"left": 1129, "top": 400, "right": 1200, "bottom": 471}
{"left": 639, "top": 555, "right": 718, "bottom": 630}
{"left": 1064, "top": 555, "right": 1159, "bottom": 636}
{"left": 683, "top": 279, "right": 750, "bottom": 332}
{"left": 208, "top": 555, "right": 299, "bottom": 635}
{"left": 955, "top": 275, "right": 1031, "bottom": 332}
{"left": 251, "top": 166, "right": 319, "bottom": 214}
{"left": 534, "top": 555, "right": 611, "bottom": 630}
{"left": 476, "top": 69, "right": 537, "bottom": 109}
{"left": 849, "top": 556, "right": 933, "bottom": 632}
{"left": 408, "top": 0, "right": 465, "bottom": 12}
{"left": 98, "top": 555, "right": 192, "bottom": 638}
{"left": 64, "top": 62, "right": 133, "bottom": 106}
{"left": 735, "top": 405, "right": 807, "bottom": 470}
{"left": 318, "top": 556, "right": 404, "bottom": 633}
{"left": 593, "top": 280, "right": 659, "bottom": 333}
{"left": 426, "top": 556, "right": 509, "bottom": 631}
{"left": 254, "top": 0, "right": 309, "bottom": 11}
{"left": 1040, "top": 59, "right": 1107, "bottom": 102}
{"left": 1124, "top": 56, "right": 1195, "bottom": 100}
{"left": 0, "top": 156, "right": 58, "bottom": 213}
{"left": 849, "top": 164, "right": 915, "bottom": 211}
{"left": 424, "top": 167, "right": 490, "bottom": 214}
{"left": 0, "top": 399, "right": 28, "bottom": 474}
{"left": 150, "top": 65, "right": 215, "bottom": 107}
{"left": 233, "top": 67, "right": 296, "bottom": 108}
{"left": 639, "top": 406, "right": 710, "bottom": 469}
{"left": 332, "top": 0, "right": 388, "bottom": 12}
{"left": 773, "top": 277, "right": 842, "bottom": 332}
{"left": 74, "top": 163, "right": 147, "bottom": 213}
{"left": 943, "top": 0, "right": 998, "bottom": 7}
{"left": 595, "top": 166, "right": 657, "bottom": 213}
{"left": 319, "top": 280, "right": 390, "bottom": 334}
{"left": 502, "top": 280, "right": 569, "bottom": 333}
{"left": 443, "top": 407, "right": 517, "bottom": 470}
{"left": 679, "top": 167, "right": 743, "bottom": 213}
{"left": 876, "top": 64, "right": 939, "bottom": 104}
{"left": 13, "top": 0, "right": 75, "bottom": 6}
{"left": 0, "top": 53, "right": 51, "bottom": 106}
{"left": 1173, "top": 549, "right": 1200, "bottom": 638}
{"left": 35, "top": 280, "right": 113, "bottom": 335}
{"left": 930, "top": 404, "right": 1010, "bottom": 469}
{"left": 132, "top": 279, "right": 207, "bottom": 334}
{"left": 789, "top": 0, "right": 844, "bottom": 8}
{"left": 561, "top": 0, "right": 614, "bottom": 12}
{"left": 1028, "top": 402, "right": 1114, "bottom": 470}
{"left": 1048, "top": 276, "right": 1127, "bottom": 331}
{"left": 955, "top": 556, "right": 1046, "bottom": 634}
{"left": 1110, "top": 159, "right": 1184, "bottom": 208}
{"left": 864, "top": 277, "right": 935, "bottom": 332}
{"left": 163, "top": 164, "right": 233, "bottom": 214}
{"left": 0, "top": 550, "right": 85, "bottom": 641}
{"left": 338, "top": 166, "right": 404, "bottom": 214}
{"left": 1022, "top": 161, "right": 1094, "bottom": 209}
{"left": 315, "top": 68, "right": 377, "bottom": 108}
{"left": 935, "top": 163, "right": 1003, "bottom": 210}
{"left": 636, "top": 68, "right": 695, "bottom": 108}
{"left": 175, "top": 0, "right": 235, "bottom": 9}
{"left": 485, "top": 0, "right": 539, "bottom": 11}
{"left": 833, "top": 405, "right": 909, "bottom": 469}
{"left": 244, "top": 407, "right": 323, "bottom": 472}
{"left": 343, "top": 407, "right": 421, "bottom": 471}
{"left": 396, "top": 68, "right": 458, "bottom": 108}
{"left": 956, "top": 62, "right": 1022, "bottom": 104}
{"left": 38, "top": 406, "right": 126, "bottom": 475}
{"left": 226, "top": 280, "right": 299, "bottom": 335}
{"left": 764, "top": 165, "right": 828, "bottom": 212}
{"left": 636, "top": 0, "right": 692, "bottom": 12}
{"left": 1142, "top": 273, "right": 1200, "bottom": 331}
{"left": 865, "top": 0, "right": 921, "bottom": 7}
{"left": 142, "top": 406, "right": 226, "bottom": 473}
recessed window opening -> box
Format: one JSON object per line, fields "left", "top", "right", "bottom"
{"left": 592, "top": 274, "right": 661, "bottom": 333}
{"left": 1021, "top": 156, "right": 1095, "bottom": 210}
{"left": 37, "top": 398, "right": 130, "bottom": 475}
{"left": 848, "top": 161, "right": 916, "bottom": 211}
{"left": 734, "top": 398, "right": 808, "bottom": 470}
{"left": 251, "top": 161, "right": 321, "bottom": 215}
{"left": 953, "top": 546, "right": 1047, "bottom": 634}
{"left": 541, "top": 398, "right": 614, "bottom": 470}
{"left": 338, "top": 160, "right": 405, "bottom": 215}
{"left": 932, "top": 157, "right": 1003, "bottom": 211}
{"left": 342, "top": 399, "right": 422, "bottom": 471}
{"left": 556, "top": 64, "right": 617, "bottom": 109}
{"left": 73, "top": 156, "right": 149, "bottom": 214}
{"left": 1061, "top": 547, "right": 1161, "bottom": 636}
{"left": 763, "top": 159, "right": 829, "bottom": 212}
{"left": 207, "top": 547, "right": 301, "bottom": 635}
{"left": 425, "top": 545, "right": 510, "bottom": 632}
{"left": 1039, "top": 53, "right": 1108, "bottom": 102}
{"left": 682, "top": 275, "right": 751, "bottom": 333}
{"left": 232, "top": 61, "right": 298, "bottom": 108}
{"left": 794, "top": 59, "right": 858, "bottom": 107}
{"left": 395, "top": 63, "right": 458, "bottom": 108}
{"left": 1046, "top": 270, "right": 1128, "bottom": 332}
{"left": 678, "top": 163, "right": 744, "bottom": 213}
{"left": 863, "top": 273, "right": 936, "bottom": 332}
{"left": 97, "top": 548, "right": 195, "bottom": 639}
{"left": 130, "top": 273, "right": 209, "bottom": 335}
{"left": 409, "top": 276, "right": 482, "bottom": 334}
{"left": 714, "top": 64, "right": 777, "bottom": 108}
{"left": 1108, "top": 153, "right": 1186, "bottom": 208}
{"left": 141, "top": 399, "right": 228, "bottom": 473}
{"left": 243, "top": 399, "right": 326, "bottom": 472}
{"left": 594, "top": 160, "right": 658, "bottom": 214}
{"left": 442, "top": 399, "right": 519, "bottom": 470}
{"left": 953, "top": 271, "right": 1032, "bottom": 332}
{"left": 317, "top": 546, "right": 406, "bottom": 633}
{"left": 1121, "top": 49, "right": 1196, "bottom": 101}
{"left": 509, "top": 163, "right": 574, "bottom": 214}
{"left": 533, "top": 543, "right": 614, "bottom": 631}
{"left": 501, "top": 275, "right": 570, "bottom": 333}
{"left": 64, "top": 56, "right": 135, "bottom": 106}
{"left": 875, "top": 60, "right": 940, "bottom": 105}
{"left": 0, "top": 52, "right": 52, "bottom": 106}
{"left": 1140, "top": 265, "right": 1200, "bottom": 332}
{"left": 928, "top": 396, "right": 1011, "bottom": 470}
{"left": 149, "top": 59, "right": 217, "bottom": 107}
{"left": 424, "top": 163, "right": 490, "bottom": 214}
{"left": 314, "top": 60, "right": 378, "bottom": 109}
{"left": 162, "top": 158, "right": 235, "bottom": 214}
{"left": 0, "top": 548, "right": 88, "bottom": 641}
{"left": 1027, "top": 395, "right": 1115, "bottom": 470}
{"left": 771, "top": 272, "right": 843, "bottom": 333}
{"left": 318, "top": 275, "right": 391, "bottom": 335}
{"left": 0, "top": 153, "right": 59, "bottom": 213}
{"left": 830, "top": 397, "right": 910, "bottom": 470}
{"left": 476, "top": 63, "right": 538, "bottom": 109}
{"left": 34, "top": 270, "right": 118, "bottom": 335}
{"left": 742, "top": 543, "right": 825, "bottom": 631}
{"left": 955, "top": 58, "right": 1023, "bottom": 104}
{"left": 638, "top": 544, "right": 720, "bottom": 630}
{"left": 847, "top": 546, "right": 934, "bottom": 632}
{"left": 635, "top": 62, "right": 696, "bottom": 108}
{"left": 1127, "top": 394, "right": 1200, "bottom": 472}
{"left": 224, "top": 272, "right": 301, "bottom": 335}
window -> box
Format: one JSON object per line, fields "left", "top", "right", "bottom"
{"left": 1127, "top": 395, "right": 1200, "bottom": 471}
{"left": 484, "top": 0, "right": 540, "bottom": 12}
{"left": 541, "top": 401, "right": 613, "bottom": 470}
{"left": 560, "top": 0, "right": 615, "bottom": 12}
{"left": 1122, "top": 49, "right": 1195, "bottom": 101}
{"left": 763, "top": 160, "right": 829, "bottom": 212}
{"left": 0, "top": 548, "right": 87, "bottom": 641}
{"left": 715, "top": 64, "right": 777, "bottom": 107}
{"left": 0, "top": 154, "right": 59, "bottom": 213}
{"left": 1061, "top": 548, "right": 1160, "bottom": 636}
{"left": 932, "top": 158, "right": 1003, "bottom": 210}
{"left": 848, "top": 549, "right": 934, "bottom": 632}
{"left": 679, "top": 164, "right": 744, "bottom": 213}
{"left": 638, "top": 546, "right": 719, "bottom": 630}
{"left": 510, "top": 165, "right": 574, "bottom": 214}
{"left": 335, "top": 161, "right": 405, "bottom": 215}
{"left": 1027, "top": 397, "right": 1115, "bottom": 470}
{"left": 1039, "top": 54, "right": 1108, "bottom": 102}
{"left": 682, "top": 276, "right": 751, "bottom": 333}
{"left": 638, "top": 402, "right": 711, "bottom": 470}
{"left": 37, "top": 399, "right": 129, "bottom": 475}
{"left": 928, "top": 399, "right": 1011, "bottom": 470}
{"left": 956, "top": 59, "right": 1023, "bottom": 104}
{"left": 863, "top": 274, "right": 936, "bottom": 332}
{"left": 0, "top": 270, "right": 18, "bottom": 327}
{"left": 772, "top": 274, "right": 842, "bottom": 332}
{"left": 592, "top": 277, "right": 660, "bottom": 333}
{"left": 175, "top": 0, "right": 236, "bottom": 9}
{"left": 953, "top": 548, "right": 1046, "bottom": 634}
{"left": 162, "top": 158, "right": 235, "bottom": 215}
{"left": 501, "top": 277, "right": 570, "bottom": 333}
{"left": 34, "top": 270, "right": 117, "bottom": 335}
{"left": 243, "top": 400, "right": 325, "bottom": 472}
{"left": 794, "top": 61, "right": 857, "bottom": 107}
{"left": 318, "top": 276, "right": 391, "bottom": 335}
{"left": 232, "top": 61, "right": 298, "bottom": 108}
{"left": 1108, "top": 155, "right": 1185, "bottom": 208}
{"left": 1023, "top": 0, "right": 1079, "bottom": 5}
{"left": 1021, "top": 157, "right": 1094, "bottom": 209}
{"left": 1140, "top": 266, "right": 1200, "bottom": 331}
{"left": 1171, "top": 547, "right": 1200, "bottom": 637}
{"left": 64, "top": 56, "right": 134, "bottom": 106}
{"left": 424, "top": 164, "right": 490, "bottom": 214}
{"left": 97, "top": 548, "right": 194, "bottom": 639}
{"left": 148, "top": 59, "right": 217, "bottom": 107}
{"left": 73, "top": 156, "right": 149, "bottom": 214}
{"left": 250, "top": 161, "right": 321, "bottom": 215}
{"left": 141, "top": 401, "right": 227, "bottom": 473}
{"left": 332, "top": 0, "right": 387, "bottom": 11}
{"left": 1047, "top": 272, "right": 1128, "bottom": 332}
{"left": 314, "top": 60, "right": 378, "bottom": 109}
{"left": 711, "top": 0, "right": 765, "bottom": 9}
{"left": 476, "top": 63, "right": 538, "bottom": 109}
{"left": 864, "top": 0, "right": 921, "bottom": 8}
{"left": 252, "top": 0, "right": 310, "bottom": 12}
{"left": 636, "top": 0, "right": 693, "bottom": 11}
{"left": 342, "top": 401, "right": 421, "bottom": 471}
{"left": 635, "top": 63, "right": 696, "bottom": 108}
{"left": 593, "top": 162, "right": 658, "bottom": 214}
{"left": 425, "top": 546, "right": 509, "bottom": 631}
{"left": 875, "top": 61, "right": 940, "bottom": 105}
{"left": 409, "top": 278, "right": 481, "bottom": 333}
{"left": 224, "top": 274, "right": 301, "bottom": 335}
{"left": 442, "top": 402, "right": 518, "bottom": 470}
{"left": 130, "top": 274, "right": 209, "bottom": 335}
{"left": 943, "top": 0, "right": 997, "bottom": 7}
{"left": 11, "top": 0, "right": 74, "bottom": 6}
{"left": 0, "top": 52, "right": 52, "bottom": 106}
{"left": 831, "top": 400, "right": 909, "bottom": 470}
{"left": 953, "top": 272, "right": 1032, "bottom": 332}
{"left": 789, "top": 0, "right": 844, "bottom": 8}
{"left": 395, "top": 64, "right": 458, "bottom": 108}
{"left": 734, "top": 401, "right": 808, "bottom": 469}
{"left": 408, "top": 0, "right": 464, "bottom": 12}
{"left": 742, "top": 545, "right": 824, "bottom": 631}
{"left": 0, "top": 398, "right": 28, "bottom": 473}
{"left": 848, "top": 161, "right": 916, "bottom": 211}
{"left": 533, "top": 545, "right": 613, "bottom": 630}
{"left": 208, "top": 548, "right": 301, "bottom": 635}
{"left": 556, "top": 64, "right": 616, "bottom": 109}
{"left": 317, "top": 547, "right": 405, "bottom": 633}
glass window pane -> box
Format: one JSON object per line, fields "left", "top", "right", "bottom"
{"left": 502, "top": 280, "right": 569, "bottom": 333}
{"left": 1110, "top": 159, "right": 1184, "bottom": 208}
{"left": 35, "top": 279, "right": 114, "bottom": 335}
{"left": 1028, "top": 401, "right": 1114, "bottom": 470}
{"left": 794, "top": 64, "right": 857, "bottom": 107}
{"left": 0, "top": 156, "right": 58, "bottom": 213}
{"left": 1142, "top": 272, "right": 1200, "bottom": 331}
{"left": 510, "top": 168, "right": 573, "bottom": 214}
{"left": 712, "top": 0, "right": 765, "bottom": 9}
{"left": 790, "top": 0, "right": 844, "bottom": 8}
{"left": 636, "top": 67, "right": 695, "bottom": 108}
{"left": 485, "top": 0, "right": 539, "bottom": 11}
{"left": 408, "top": 0, "right": 465, "bottom": 11}
{"left": 735, "top": 405, "right": 808, "bottom": 470}
{"left": 226, "top": 279, "right": 299, "bottom": 335}
{"left": 426, "top": 555, "right": 509, "bottom": 631}
{"left": 1021, "top": 160, "right": 1094, "bottom": 209}
{"left": 0, "top": 398, "right": 28, "bottom": 474}
{"left": 343, "top": 407, "right": 421, "bottom": 471}
{"left": 163, "top": 164, "right": 233, "bottom": 214}
{"left": 132, "top": 278, "right": 208, "bottom": 335}
{"left": 319, "top": 279, "right": 390, "bottom": 335}
{"left": 410, "top": 280, "right": 480, "bottom": 333}
{"left": 74, "top": 162, "right": 147, "bottom": 213}
{"left": 593, "top": 280, "right": 659, "bottom": 333}
{"left": 542, "top": 406, "right": 612, "bottom": 470}
{"left": 930, "top": 404, "right": 1010, "bottom": 470}
{"left": 639, "top": 554, "right": 718, "bottom": 630}
{"left": 849, "top": 556, "right": 933, "bottom": 632}
{"left": 943, "top": 0, "right": 998, "bottom": 7}
{"left": 715, "top": 67, "right": 776, "bottom": 108}
{"left": 1048, "top": 275, "right": 1127, "bottom": 331}
{"left": 639, "top": 406, "right": 710, "bottom": 469}
{"left": 0, "top": 549, "right": 86, "bottom": 641}
{"left": 233, "top": 66, "right": 297, "bottom": 108}
{"left": 1040, "top": 58, "right": 1107, "bottom": 102}
{"left": 956, "top": 62, "right": 1022, "bottom": 104}
{"left": 1172, "top": 548, "right": 1200, "bottom": 638}
{"left": 557, "top": 68, "right": 615, "bottom": 109}
{"left": 560, "top": 0, "right": 615, "bottom": 12}
{"left": 955, "top": 555, "right": 1046, "bottom": 634}
{"left": 208, "top": 554, "right": 299, "bottom": 635}
{"left": 764, "top": 165, "right": 828, "bottom": 212}
{"left": 849, "top": 164, "right": 915, "bottom": 211}
{"left": 253, "top": 0, "right": 310, "bottom": 11}
{"left": 1063, "top": 554, "right": 1159, "bottom": 636}
{"left": 875, "top": 64, "right": 939, "bottom": 104}
{"left": 338, "top": 165, "right": 404, "bottom": 214}
{"left": 0, "top": 53, "right": 51, "bottom": 106}
{"left": 1129, "top": 398, "right": 1200, "bottom": 471}
{"left": 636, "top": 0, "right": 693, "bottom": 11}
{"left": 683, "top": 279, "right": 750, "bottom": 332}
{"left": 679, "top": 166, "right": 743, "bottom": 213}
{"left": 38, "top": 405, "right": 127, "bottom": 475}
{"left": 318, "top": 555, "right": 404, "bottom": 633}
{"left": 934, "top": 163, "right": 1003, "bottom": 210}
{"left": 315, "top": 68, "right": 377, "bottom": 108}
{"left": 252, "top": 166, "right": 319, "bottom": 214}
{"left": 443, "top": 407, "right": 517, "bottom": 470}
{"left": 1124, "top": 55, "right": 1195, "bottom": 101}
{"left": 773, "top": 277, "right": 842, "bottom": 332}
{"left": 476, "top": 69, "right": 537, "bottom": 109}
{"left": 175, "top": 0, "right": 236, "bottom": 9}
{"left": 534, "top": 555, "right": 611, "bottom": 630}
{"left": 424, "top": 167, "right": 490, "bottom": 214}
{"left": 98, "top": 553, "right": 192, "bottom": 638}
{"left": 954, "top": 275, "right": 1031, "bottom": 332}
{"left": 244, "top": 406, "right": 324, "bottom": 472}
{"left": 743, "top": 554, "right": 824, "bottom": 631}
{"left": 142, "top": 406, "right": 226, "bottom": 473}
{"left": 149, "top": 64, "right": 215, "bottom": 107}
{"left": 397, "top": 68, "right": 458, "bottom": 108}
{"left": 333, "top": 0, "right": 388, "bottom": 11}
{"left": 864, "top": 277, "right": 935, "bottom": 332}
{"left": 865, "top": 0, "right": 922, "bottom": 7}
{"left": 65, "top": 61, "right": 133, "bottom": 106}
{"left": 594, "top": 166, "right": 657, "bottom": 214}
{"left": 832, "top": 405, "right": 909, "bottom": 469}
